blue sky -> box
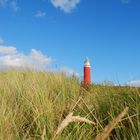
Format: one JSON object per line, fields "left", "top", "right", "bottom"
{"left": 0, "top": 0, "right": 140, "bottom": 85}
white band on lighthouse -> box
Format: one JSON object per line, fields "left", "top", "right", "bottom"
{"left": 84, "top": 57, "right": 90, "bottom": 67}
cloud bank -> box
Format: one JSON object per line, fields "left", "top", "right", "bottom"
{"left": 50, "top": 0, "right": 80, "bottom": 13}
{"left": 0, "top": 46, "right": 17, "bottom": 54}
{"left": 0, "top": 45, "right": 79, "bottom": 76}
{"left": 0, "top": 46, "right": 52, "bottom": 70}
{"left": 0, "top": 36, "right": 79, "bottom": 76}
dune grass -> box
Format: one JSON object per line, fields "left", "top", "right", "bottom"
{"left": 0, "top": 70, "right": 140, "bottom": 140}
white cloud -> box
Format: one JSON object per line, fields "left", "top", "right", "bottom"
{"left": 0, "top": 46, "right": 52, "bottom": 70}
{"left": 0, "top": 47, "right": 79, "bottom": 76}
{"left": 60, "top": 66, "right": 79, "bottom": 77}
{"left": 126, "top": 80, "right": 140, "bottom": 87}
{"left": 0, "top": 37, "right": 4, "bottom": 44}
{"left": 0, "top": 46, "right": 17, "bottom": 54}
{"left": 50, "top": 0, "right": 80, "bottom": 13}
{"left": 0, "top": 0, "right": 19, "bottom": 12}
{"left": 0, "top": 41, "right": 79, "bottom": 76}
{"left": 34, "top": 10, "right": 46, "bottom": 17}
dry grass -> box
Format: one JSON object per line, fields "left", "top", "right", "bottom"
{"left": 54, "top": 112, "right": 95, "bottom": 138}
{"left": 96, "top": 107, "right": 129, "bottom": 140}
{"left": 0, "top": 70, "right": 140, "bottom": 140}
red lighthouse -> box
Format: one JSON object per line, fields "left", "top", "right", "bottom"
{"left": 84, "top": 57, "right": 91, "bottom": 85}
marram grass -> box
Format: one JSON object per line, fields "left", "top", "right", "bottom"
{"left": 0, "top": 70, "right": 140, "bottom": 140}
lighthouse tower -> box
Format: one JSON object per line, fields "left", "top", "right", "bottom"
{"left": 84, "top": 57, "right": 91, "bottom": 85}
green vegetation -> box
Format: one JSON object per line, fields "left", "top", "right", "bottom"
{"left": 0, "top": 71, "right": 140, "bottom": 140}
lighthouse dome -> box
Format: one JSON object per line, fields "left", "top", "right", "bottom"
{"left": 84, "top": 57, "right": 90, "bottom": 67}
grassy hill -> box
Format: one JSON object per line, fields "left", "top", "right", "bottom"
{"left": 0, "top": 71, "right": 140, "bottom": 140}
